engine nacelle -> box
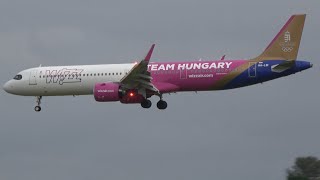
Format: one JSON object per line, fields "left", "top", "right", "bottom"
{"left": 94, "top": 82, "right": 121, "bottom": 102}
{"left": 94, "top": 82, "right": 145, "bottom": 103}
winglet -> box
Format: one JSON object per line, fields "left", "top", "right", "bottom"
{"left": 144, "top": 44, "right": 155, "bottom": 62}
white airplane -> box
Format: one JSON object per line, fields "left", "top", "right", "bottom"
{"left": 3, "top": 15, "right": 312, "bottom": 112}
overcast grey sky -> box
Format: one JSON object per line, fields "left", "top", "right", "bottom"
{"left": 0, "top": 0, "right": 319, "bottom": 180}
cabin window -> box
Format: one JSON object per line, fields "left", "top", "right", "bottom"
{"left": 97, "top": 73, "right": 100, "bottom": 76}
{"left": 112, "top": 73, "right": 114, "bottom": 75}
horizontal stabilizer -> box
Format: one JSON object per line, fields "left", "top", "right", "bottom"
{"left": 271, "top": 61, "right": 295, "bottom": 73}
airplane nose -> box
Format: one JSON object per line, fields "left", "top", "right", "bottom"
{"left": 3, "top": 81, "right": 12, "bottom": 93}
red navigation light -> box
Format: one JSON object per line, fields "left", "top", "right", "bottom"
{"left": 129, "top": 92, "right": 134, "bottom": 97}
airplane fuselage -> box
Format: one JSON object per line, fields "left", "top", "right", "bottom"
{"left": 2, "top": 14, "right": 312, "bottom": 111}
{"left": 3, "top": 59, "right": 312, "bottom": 97}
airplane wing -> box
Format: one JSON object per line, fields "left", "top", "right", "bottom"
{"left": 120, "top": 44, "right": 160, "bottom": 97}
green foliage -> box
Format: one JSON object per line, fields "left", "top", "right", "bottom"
{"left": 287, "top": 156, "right": 320, "bottom": 180}
{"left": 287, "top": 175, "right": 308, "bottom": 180}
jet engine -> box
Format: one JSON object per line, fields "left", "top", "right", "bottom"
{"left": 94, "top": 82, "right": 122, "bottom": 102}
{"left": 94, "top": 82, "right": 144, "bottom": 103}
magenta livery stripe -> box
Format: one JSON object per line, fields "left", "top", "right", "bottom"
{"left": 148, "top": 60, "right": 247, "bottom": 92}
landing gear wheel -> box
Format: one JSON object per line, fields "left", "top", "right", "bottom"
{"left": 157, "top": 100, "right": 167, "bottom": 110}
{"left": 141, "top": 99, "right": 152, "bottom": 109}
{"left": 34, "top": 106, "right": 41, "bottom": 112}
{"left": 34, "top": 96, "right": 42, "bottom": 112}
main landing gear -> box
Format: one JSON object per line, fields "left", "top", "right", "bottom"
{"left": 156, "top": 100, "right": 167, "bottom": 110}
{"left": 140, "top": 94, "right": 168, "bottom": 110}
{"left": 141, "top": 99, "right": 152, "bottom": 109}
{"left": 34, "top": 96, "right": 42, "bottom": 112}
{"left": 156, "top": 94, "right": 167, "bottom": 110}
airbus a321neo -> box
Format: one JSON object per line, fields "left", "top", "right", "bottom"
{"left": 3, "top": 14, "right": 312, "bottom": 111}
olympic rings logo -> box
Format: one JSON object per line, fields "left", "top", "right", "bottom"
{"left": 282, "top": 47, "right": 293, "bottom": 52}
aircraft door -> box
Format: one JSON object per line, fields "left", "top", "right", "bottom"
{"left": 248, "top": 62, "right": 256, "bottom": 78}
{"left": 180, "top": 68, "right": 187, "bottom": 79}
{"left": 29, "top": 69, "right": 38, "bottom": 85}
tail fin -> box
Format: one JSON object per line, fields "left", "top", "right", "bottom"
{"left": 252, "top": 14, "right": 306, "bottom": 61}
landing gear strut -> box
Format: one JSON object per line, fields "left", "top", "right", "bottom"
{"left": 141, "top": 99, "right": 152, "bottom": 109}
{"left": 156, "top": 94, "right": 167, "bottom": 110}
{"left": 34, "top": 96, "right": 42, "bottom": 112}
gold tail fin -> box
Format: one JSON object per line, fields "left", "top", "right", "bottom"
{"left": 253, "top": 14, "right": 306, "bottom": 61}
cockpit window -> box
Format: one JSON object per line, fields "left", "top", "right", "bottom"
{"left": 13, "top": 74, "right": 22, "bottom": 80}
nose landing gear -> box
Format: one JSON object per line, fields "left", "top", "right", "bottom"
{"left": 34, "top": 96, "right": 42, "bottom": 112}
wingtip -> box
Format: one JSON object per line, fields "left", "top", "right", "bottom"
{"left": 144, "top": 44, "right": 156, "bottom": 61}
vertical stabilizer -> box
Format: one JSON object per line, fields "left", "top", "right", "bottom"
{"left": 253, "top": 14, "right": 306, "bottom": 61}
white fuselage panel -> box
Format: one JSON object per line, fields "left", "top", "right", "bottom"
{"left": 7, "top": 63, "right": 135, "bottom": 96}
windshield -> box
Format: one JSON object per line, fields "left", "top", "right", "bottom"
{"left": 13, "top": 74, "right": 22, "bottom": 80}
